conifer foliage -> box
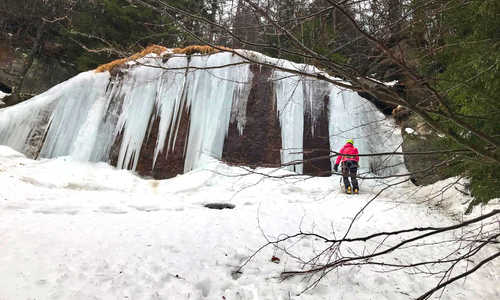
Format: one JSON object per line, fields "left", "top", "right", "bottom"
{"left": 418, "top": 0, "right": 500, "bottom": 207}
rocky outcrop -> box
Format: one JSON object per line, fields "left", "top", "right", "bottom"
{"left": 303, "top": 93, "right": 331, "bottom": 176}
{"left": 0, "top": 41, "right": 77, "bottom": 106}
{"left": 0, "top": 51, "right": 407, "bottom": 180}
{"left": 135, "top": 102, "right": 192, "bottom": 179}
{"left": 401, "top": 114, "right": 451, "bottom": 185}
{"left": 222, "top": 65, "right": 281, "bottom": 168}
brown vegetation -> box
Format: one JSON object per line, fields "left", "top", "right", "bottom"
{"left": 95, "top": 45, "right": 168, "bottom": 73}
{"left": 95, "top": 45, "right": 232, "bottom": 73}
{"left": 172, "top": 45, "right": 232, "bottom": 55}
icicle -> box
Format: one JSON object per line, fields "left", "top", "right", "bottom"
{"left": 230, "top": 61, "right": 253, "bottom": 136}
{"left": 273, "top": 66, "right": 304, "bottom": 174}
{"left": 302, "top": 77, "right": 330, "bottom": 139}
{"left": 182, "top": 53, "right": 251, "bottom": 172}
{"left": 115, "top": 58, "right": 163, "bottom": 170}
{"left": 151, "top": 52, "right": 251, "bottom": 172}
{"left": 0, "top": 71, "right": 111, "bottom": 159}
{"left": 0, "top": 50, "right": 406, "bottom": 178}
{"left": 38, "top": 72, "right": 111, "bottom": 159}
{"left": 328, "top": 86, "right": 406, "bottom": 176}
{"left": 152, "top": 56, "right": 188, "bottom": 167}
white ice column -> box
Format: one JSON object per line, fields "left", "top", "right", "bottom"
{"left": 152, "top": 56, "right": 189, "bottom": 167}
{"left": 115, "top": 60, "right": 163, "bottom": 170}
{"left": 0, "top": 91, "right": 59, "bottom": 154}
{"left": 39, "top": 72, "right": 110, "bottom": 159}
{"left": 183, "top": 53, "right": 251, "bottom": 172}
{"left": 329, "top": 86, "right": 406, "bottom": 176}
{"left": 274, "top": 70, "right": 304, "bottom": 173}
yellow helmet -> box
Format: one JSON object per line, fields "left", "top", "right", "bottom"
{"left": 347, "top": 139, "right": 354, "bottom": 145}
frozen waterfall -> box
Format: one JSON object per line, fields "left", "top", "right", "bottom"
{"left": 0, "top": 50, "right": 406, "bottom": 178}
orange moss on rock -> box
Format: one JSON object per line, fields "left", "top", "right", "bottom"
{"left": 95, "top": 45, "right": 232, "bottom": 73}
{"left": 172, "top": 45, "right": 232, "bottom": 55}
{"left": 95, "top": 45, "right": 168, "bottom": 73}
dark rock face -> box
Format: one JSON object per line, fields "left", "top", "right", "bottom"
{"left": 222, "top": 65, "right": 281, "bottom": 168}
{"left": 303, "top": 94, "right": 332, "bottom": 176}
{"left": 128, "top": 64, "right": 336, "bottom": 179}
{"left": 108, "top": 129, "right": 124, "bottom": 168}
{"left": 135, "top": 108, "right": 161, "bottom": 178}
{"left": 135, "top": 103, "right": 192, "bottom": 179}
{"left": 1, "top": 52, "right": 407, "bottom": 180}
{"left": 0, "top": 43, "right": 77, "bottom": 99}
{"left": 0, "top": 82, "right": 11, "bottom": 94}
{"left": 129, "top": 64, "right": 288, "bottom": 179}
{"left": 106, "top": 91, "right": 127, "bottom": 168}
{"left": 401, "top": 114, "right": 451, "bottom": 185}
{"left": 88, "top": 63, "right": 339, "bottom": 180}
{"left": 358, "top": 91, "right": 396, "bottom": 116}
{"left": 30, "top": 103, "right": 55, "bottom": 159}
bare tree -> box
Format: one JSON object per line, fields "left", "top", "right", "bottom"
{"left": 137, "top": 0, "right": 498, "bottom": 161}
{"left": 235, "top": 207, "right": 499, "bottom": 299}
{"left": 0, "top": 0, "right": 82, "bottom": 105}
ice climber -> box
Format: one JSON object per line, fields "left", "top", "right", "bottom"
{"left": 334, "top": 139, "right": 359, "bottom": 194}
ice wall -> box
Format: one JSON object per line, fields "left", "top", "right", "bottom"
{"left": 0, "top": 51, "right": 406, "bottom": 177}
{"left": 274, "top": 65, "right": 305, "bottom": 173}
{"left": 328, "top": 87, "right": 404, "bottom": 175}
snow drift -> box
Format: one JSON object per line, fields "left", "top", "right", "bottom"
{"left": 0, "top": 49, "right": 405, "bottom": 178}
{"left": 0, "top": 146, "right": 498, "bottom": 300}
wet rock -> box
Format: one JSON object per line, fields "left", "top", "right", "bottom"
{"left": 204, "top": 203, "right": 235, "bottom": 210}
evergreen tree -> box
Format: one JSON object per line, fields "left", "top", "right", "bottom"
{"left": 429, "top": 0, "right": 500, "bottom": 207}
{"left": 61, "top": 0, "right": 181, "bottom": 71}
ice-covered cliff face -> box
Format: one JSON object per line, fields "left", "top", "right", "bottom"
{"left": 0, "top": 50, "right": 405, "bottom": 178}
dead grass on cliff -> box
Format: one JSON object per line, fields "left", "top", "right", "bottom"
{"left": 95, "top": 45, "right": 167, "bottom": 73}
{"left": 95, "top": 45, "right": 232, "bottom": 73}
{"left": 172, "top": 45, "right": 232, "bottom": 55}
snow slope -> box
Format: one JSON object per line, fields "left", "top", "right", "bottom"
{"left": 0, "top": 146, "right": 498, "bottom": 300}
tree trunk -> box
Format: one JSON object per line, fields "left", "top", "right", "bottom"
{"left": 10, "top": 22, "right": 46, "bottom": 104}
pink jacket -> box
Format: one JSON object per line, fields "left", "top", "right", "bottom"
{"left": 335, "top": 143, "right": 359, "bottom": 164}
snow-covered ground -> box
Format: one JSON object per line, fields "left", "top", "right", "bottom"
{"left": 0, "top": 146, "right": 498, "bottom": 300}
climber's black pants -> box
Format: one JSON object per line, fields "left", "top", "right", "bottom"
{"left": 342, "top": 161, "right": 358, "bottom": 189}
